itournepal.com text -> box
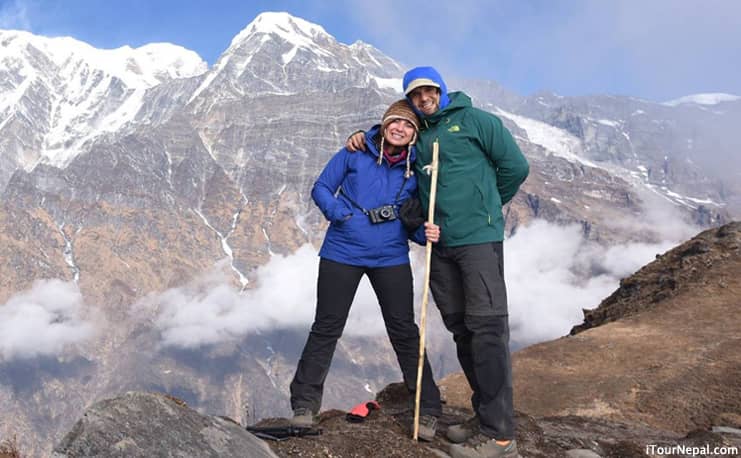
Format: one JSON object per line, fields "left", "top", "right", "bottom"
{"left": 646, "top": 443, "right": 739, "bottom": 456}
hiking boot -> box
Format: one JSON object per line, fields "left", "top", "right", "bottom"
{"left": 417, "top": 415, "right": 438, "bottom": 442}
{"left": 449, "top": 436, "right": 519, "bottom": 458}
{"left": 446, "top": 415, "right": 480, "bottom": 443}
{"left": 289, "top": 407, "right": 316, "bottom": 427}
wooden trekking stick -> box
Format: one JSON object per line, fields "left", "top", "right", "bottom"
{"left": 413, "top": 140, "right": 439, "bottom": 441}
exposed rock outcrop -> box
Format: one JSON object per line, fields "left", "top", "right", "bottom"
{"left": 572, "top": 221, "right": 741, "bottom": 333}
{"left": 52, "top": 392, "right": 277, "bottom": 458}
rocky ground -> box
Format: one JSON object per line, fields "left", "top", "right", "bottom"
{"left": 48, "top": 381, "right": 740, "bottom": 458}
{"left": 254, "top": 382, "right": 741, "bottom": 458}
{"left": 17, "top": 222, "right": 741, "bottom": 457}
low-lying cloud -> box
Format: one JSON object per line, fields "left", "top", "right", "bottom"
{"left": 143, "top": 245, "right": 390, "bottom": 349}
{"left": 505, "top": 220, "right": 678, "bottom": 347}
{"left": 148, "top": 218, "right": 686, "bottom": 350}
{"left": 0, "top": 279, "right": 94, "bottom": 361}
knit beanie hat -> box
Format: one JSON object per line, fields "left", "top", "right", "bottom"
{"left": 379, "top": 100, "right": 420, "bottom": 177}
{"left": 381, "top": 99, "right": 420, "bottom": 136}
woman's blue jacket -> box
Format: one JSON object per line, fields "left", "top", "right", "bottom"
{"left": 312, "top": 126, "right": 425, "bottom": 267}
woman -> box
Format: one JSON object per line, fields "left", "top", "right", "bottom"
{"left": 289, "top": 100, "right": 442, "bottom": 441}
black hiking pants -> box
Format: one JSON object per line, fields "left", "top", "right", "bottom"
{"left": 290, "top": 258, "right": 442, "bottom": 417}
{"left": 430, "top": 241, "right": 514, "bottom": 440}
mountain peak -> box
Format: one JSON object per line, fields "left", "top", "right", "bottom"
{"left": 189, "top": 11, "right": 404, "bottom": 102}
{"left": 0, "top": 28, "right": 206, "bottom": 87}
{"left": 231, "top": 11, "right": 331, "bottom": 49}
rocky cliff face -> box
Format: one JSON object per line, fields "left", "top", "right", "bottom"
{"left": 0, "top": 11, "right": 739, "bottom": 457}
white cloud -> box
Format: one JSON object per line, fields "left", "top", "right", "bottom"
{"left": 148, "top": 216, "right": 686, "bottom": 351}
{"left": 337, "top": 0, "right": 487, "bottom": 79}
{"left": 0, "top": 279, "right": 94, "bottom": 360}
{"left": 506, "top": 220, "right": 677, "bottom": 346}
{"left": 338, "top": 0, "right": 741, "bottom": 99}
{"left": 602, "top": 187, "right": 703, "bottom": 244}
{"left": 144, "top": 245, "right": 392, "bottom": 349}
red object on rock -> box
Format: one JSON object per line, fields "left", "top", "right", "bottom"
{"left": 346, "top": 400, "right": 381, "bottom": 423}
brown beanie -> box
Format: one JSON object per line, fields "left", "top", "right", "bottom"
{"left": 378, "top": 99, "right": 420, "bottom": 178}
{"left": 381, "top": 99, "right": 420, "bottom": 137}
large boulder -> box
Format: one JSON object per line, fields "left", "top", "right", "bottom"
{"left": 52, "top": 391, "right": 277, "bottom": 458}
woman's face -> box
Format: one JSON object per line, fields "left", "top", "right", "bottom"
{"left": 384, "top": 119, "right": 416, "bottom": 147}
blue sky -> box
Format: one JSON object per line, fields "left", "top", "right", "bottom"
{"left": 2, "top": 0, "right": 740, "bottom": 102}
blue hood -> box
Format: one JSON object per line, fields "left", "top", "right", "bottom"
{"left": 402, "top": 66, "right": 451, "bottom": 116}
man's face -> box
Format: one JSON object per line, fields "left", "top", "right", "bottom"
{"left": 408, "top": 86, "right": 441, "bottom": 116}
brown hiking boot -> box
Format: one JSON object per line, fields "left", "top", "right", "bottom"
{"left": 289, "top": 407, "right": 316, "bottom": 427}
{"left": 446, "top": 415, "right": 479, "bottom": 443}
{"left": 417, "top": 415, "right": 438, "bottom": 442}
{"left": 449, "top": 436, "right": 519, "bottom": 458}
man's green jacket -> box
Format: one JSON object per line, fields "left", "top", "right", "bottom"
{"left": 414, "top": 91, "right": 529, "bottom": 246}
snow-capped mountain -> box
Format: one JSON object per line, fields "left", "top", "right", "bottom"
{"left": 188, "top": 11, "right": 403, "bottom": 105}
{"left": 458, "top": 84, "right": 741, "bottom": 216}
{"left": 0, "top": 29, "right": 206, "bottom": 180}
{"left": 0, "top": 11, "right": 737, "bottom": 456}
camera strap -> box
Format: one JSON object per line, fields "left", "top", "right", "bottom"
{"left": 339, "top": 187, "right": 370, "bottom": 215}
{"left": 339, "top": 175, "right": 409, "bottom": 215}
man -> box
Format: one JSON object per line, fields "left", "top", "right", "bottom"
{"left": 347, "top": 66, "right": 529, "bottom": 458}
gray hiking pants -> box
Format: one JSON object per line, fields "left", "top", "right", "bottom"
{"left": 430, "top": 241, "right": 514, "bottom": 440}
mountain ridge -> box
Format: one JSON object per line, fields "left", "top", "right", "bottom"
{"left": 0, "top": 28, "right": 207, "bottom": 176}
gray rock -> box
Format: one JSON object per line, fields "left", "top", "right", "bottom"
{"left": 712, "top": 426, "right": 741, "bottom": 436}
{"left": 428, "top": 447, "right": 452, "bottom": 458}
{"left": 52, "top": 391, "right": 277, "bottom": 458}
{"left": 566, "top": 449, "right": 602, "bottom": 458}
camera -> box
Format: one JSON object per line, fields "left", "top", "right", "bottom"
{"left": 368, "top": 205, "right": 397, "bottom": 224}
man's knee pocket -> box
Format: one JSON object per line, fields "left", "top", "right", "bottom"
{"left": 463, "top": 313, "right": 509, "bottom": 336}
{"left": 441, "top": 312, "right": 467, "bottom": 335}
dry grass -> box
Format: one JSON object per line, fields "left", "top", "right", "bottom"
{"left": 164, "top": 393, "right": 188, "bottom": 408}
{"left": 0, "top": 435, "right": 22, "bottom": 458}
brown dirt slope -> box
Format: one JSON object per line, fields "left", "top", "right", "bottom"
{"left": 511, "top": 222, "right": 741, "bottom": 433}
